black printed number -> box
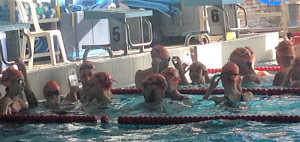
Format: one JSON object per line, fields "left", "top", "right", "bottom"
{"left": 112, "top": 26, "right": 120, "bottom": 42}
{"left": 211, "top": 9, "right": 219, "bottom": 23}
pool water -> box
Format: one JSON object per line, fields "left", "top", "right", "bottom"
{"left": 1, "top": 70, "right": 300, "bottom": 141}
{"left": 0, "top": 93, "right": 299, "bottom": 142}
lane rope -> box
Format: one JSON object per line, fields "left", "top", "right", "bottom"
{"left": 207, "top": 66, "right": 281, "bottom": 74}
{"left": 118, "top": 115, "right": 300, "bottom": 125}
{"left": 111, "top": 88, "right": 300, "bottom": 95}
{"left": 0, "top": 114, "right": 108, "bottom": 123}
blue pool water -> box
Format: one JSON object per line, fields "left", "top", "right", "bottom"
{"left": 0, "top": 93, "right": 299, "bottom": 141}
{"left": 1, "top": 70, "right": 300, "bottom": 141}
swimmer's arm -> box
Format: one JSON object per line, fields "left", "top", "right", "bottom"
{"left": 0, "top": 97, "right": 13, "bottom": 114}
{"left": 135, "top": 70, "right": 143, "bottom": 88}
{"left": 152, "top": 58, "right": 161, "bottom": 73}
{"left": 172, "top": 56, "right": 189, "bottom": 85}
{"left": 23, "top": 88, "right": 38, "bottom": 108}
{"left": 273, "top": 71, "right": 286, "bottom": 86}
{"left": 135, "top": 69, "right": 153, "bottom": 88}
{"left": 17, "top": 98, "right": 28, "bottom": 108}
{"left": 255, "top": 70, "right": 273, "bottom": 77}
{"left": 65, "top": 86, "right": 80, "bottom": 102}
{"left": 178, "top": 69, "right": 189, "bottom": 85}
{"left": 167, "top": 90, "right": 190, "bottom": 100}
{"left": 16, "top": 58, "right": 38, "bottom": 108}
{"left": 283, "top": 71, "right": 292, "bottom": 87}
{"left": 203, "top": 74, "right": 220, "bottom": 100}
{"left": 204, "top": 72, "right": 210, "bottom": 83}
{"left": 203, "top": 86, "right": 214, "bottom": 100}
{"left": 242, "top": 74, "right": 261, "bottom": 84}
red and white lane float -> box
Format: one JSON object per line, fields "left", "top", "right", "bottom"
{"left": 111, "top": 88, "right": 300, "bottom": 95}
{"left": 0, "top": 114, "right": 109, "bottom": 123}
{"left": 118, "top": 115, "right": 300, "bottom": 125}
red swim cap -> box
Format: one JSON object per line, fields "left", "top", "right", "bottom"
{"left": 190, "top": 61, "right": 206, "bottom": 71}
{"left": 276, "top": 40, "right": 294, "bottom": 56}
{"left": 142, "top": 74, "right": 167, "bottom": 93}
{"left": 1, "top": 67, "right": 24, "bottom": 87}
{"left": 151, "top": 45, "right": 170, "bottom": 59}
{"left": 161, "top": 67, "right": 181, "bottom": 85}
{"left": 43, "top": 80, "right": 61, "bottom": 95}
{"left": 79, "top": 61, "right": 96, "bottom": 71}
{"left": 90, "top": 72, "right": 113, "bottom": 91}
{"left": 230, "top": 47, "right": 253, "bottom": 63}
{"left": 221, "top": 62, "right": 240, "bottom": 84}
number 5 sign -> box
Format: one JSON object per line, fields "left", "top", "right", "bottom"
{"left": 109, "top": 19, "right": 126, "bottom": 51}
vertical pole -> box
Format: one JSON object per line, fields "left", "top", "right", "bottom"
{"left": 139, "top": 17, "right": 144, "bottom": 53}
{"left": 9, "top": 0, "right": 16, "bottom": 22}
{"left": 199, "top": 6, "right": 205, "bottom": 31}
{"left": 124, "top": 18, "right": 129, "bottom": 55}
{"left": 232, "top": 4, "right": 239, "bottom": 39}
{"left": 281, "top": 0, "right": 289, "bottom": 37}
{"left": 221, "top": 5, "right": 227, "bottom": 41}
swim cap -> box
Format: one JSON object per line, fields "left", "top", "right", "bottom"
{"left": 142, "top": 74, "right": 167, "bottom": 93}
{"left": 190, "top": 61, "right": 206, "bottom": 71}
{"left": 230, "top": 47, "right": 253, "bottom": 63}
{"left": 151, "top": 45, "right": 170, "bottom": 59}
{"left": 90, "top": 72, "right": 113, "bottom": 91}
{"left": 221, "top": 62, "right": 240, "bottom": 84}
{"left": 275, "top": 40, "right": 294, "bottom": 56}
{"left": 161, "top": 67, "right": 181, "bottom": 85}
{"left": 43, "top": 80, "right": 61, "bottom": 95}
{"left": 1, "top": 67, "right": 24, "bottom": 87}
{"left": 79, "top": 61, "right": 96, "bottom": 71}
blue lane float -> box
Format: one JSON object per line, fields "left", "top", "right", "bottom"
{"left": 118, "top": 115, "right": 300, "bottom": 125}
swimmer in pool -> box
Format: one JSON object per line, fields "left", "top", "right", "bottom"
{"left": 161, "top": 67, "right": 190, "bottom": 100}
{"left": 172, "top": 56, "right": 210, "bottom": 85}
{"left": 43, "top": 80, "right": 62, "bottom": 109}
{"left": 273, "top": 40, "right": 295, "bottom": 86}
{"left": 66, "top": 61, "right": 96, "bottom": 102}
{"left": 0, "top": 59, "right": 38, "bottom": 114}
{"left": 135, "top": 45, "right": 171, "bottom": 88}
{"left": 43, "top": 80, "right": 81, "bottom": 114}
{"left": 82, "top": 72, "right": 114, "bottom": 104}
{"left": 142, "top": 74, "right": 168, "bottom": 106}
{"left": 283, "top": 57, "right": 300, "bottom": 88}
{"left": 203, "top": 62, "right": 253, "bottom": 105}
{"left": 229, "top": 46, "right": 261, "bottom": 84}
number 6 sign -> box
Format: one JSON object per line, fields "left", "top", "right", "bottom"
{"left": 207, "top": 5, "right": 236, "bottom": 36}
